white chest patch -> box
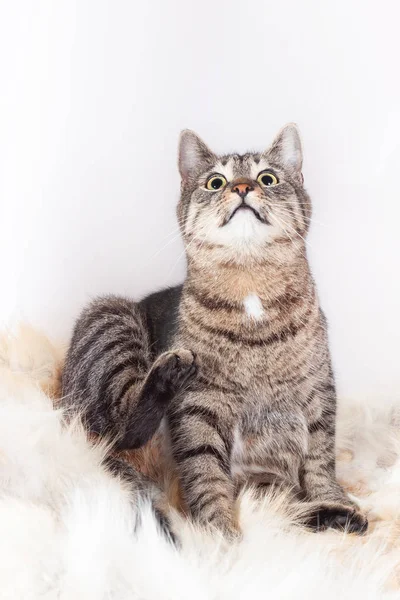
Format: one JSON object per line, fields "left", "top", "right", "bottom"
{"left": 243, "top": 293, "right": 265, "bottom": 321}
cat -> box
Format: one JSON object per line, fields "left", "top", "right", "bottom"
{"left": 168, "top": 123, "right": 367, "bottom": 538}
{"left": 62, "top": 124, "right": 367, "bottom": 539}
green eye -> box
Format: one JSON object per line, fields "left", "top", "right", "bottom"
{"left": 206, "top": 174, "right": 227, "bottom": 191}
{"left": 257, "top": 171, "right": 279, "bottom": 187}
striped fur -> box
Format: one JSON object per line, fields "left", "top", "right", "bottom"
{"left": 62, "top": 124, "right": 367, "bottom": 540}
{"left": 61, "top": 294, "right": 196, "bottom": 538}
{"left": 167, "top": 124, "right": 367, "bottom": 537}
{"left": 62, "top": 295, "right": 196, "bottom": 450}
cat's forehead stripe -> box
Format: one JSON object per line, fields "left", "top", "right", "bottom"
{"left": 250, "top": 158, "right": 270, "bottom": 180}
{"left": 213, "top": 158, "right": 235, "bottom": 181}
{"left": 213, "top": 154, "right": 267, "bottom": 181}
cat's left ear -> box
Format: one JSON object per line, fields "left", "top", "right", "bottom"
{"left": 267, "top": 123, "right": 303, "bottom": 180}
{"left": 178, "top": 130, "right": 216, "bottom": 181}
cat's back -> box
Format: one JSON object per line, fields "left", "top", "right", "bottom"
{"left": 139, "top": 284, "right": 183, "bottom": 356}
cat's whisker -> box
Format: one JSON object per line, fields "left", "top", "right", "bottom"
{"left": 150, "top": 231, "right": 183, "bottom": 260}
{"left": 267, "top": 212, "right": 300, "bottom": 250}
{"left": 148, "top": 216, "right": 190, "bottom": 260}
{"left": 269, "top": 204, "right": 329, "bottom": 229}
{"left": 272, "top": 210, "right": 313, "bottom": 250}
{"left": 159, "top": 225, "right": 183, "bottom": 240}
{"left": 167, "top": 219, "right": 215, "bottom": 277}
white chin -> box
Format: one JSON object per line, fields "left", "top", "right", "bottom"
{"left": 206, "top": 210, "right": 274, "bottom": 249}
{"left": 225, "top": 210, "right": 265, "bottom": 238}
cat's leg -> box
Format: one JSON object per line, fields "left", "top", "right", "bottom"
{"left": 62, "top": 296, "right": 197, "bottom": 450}
{"left": 302, "top": 389, "right": 368, "bottom": 534}
{"left": 233, "top": 409, "right": 308, "bottom": 496}
{"left": 168, "top": 389, "right": 239, "bottom": 539}
{"left": 120, "top": 349, "right": 197, "bottom": 448}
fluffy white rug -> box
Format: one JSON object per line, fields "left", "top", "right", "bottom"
{"left": 1, "top": 325, "right": 400, "bottom": 599}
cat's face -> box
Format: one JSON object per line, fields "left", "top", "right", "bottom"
{"left": 177, "top": 124, "right": 311, "bottom": 264}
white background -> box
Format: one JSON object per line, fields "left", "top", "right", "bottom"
{"left": 1, "top": 1, "right": 399, "bottom": 402}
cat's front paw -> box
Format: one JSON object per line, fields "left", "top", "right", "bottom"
{"left": 306, "top": 503, "right": 368, "bottom": 535}
{"left": 152, "top": 349, "right": 197, "bottom": 395}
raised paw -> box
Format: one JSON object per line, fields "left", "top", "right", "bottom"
{"left": 306, "top": 503, "right": 368, "bottom": 535}
{"left": 152, "top": 349, "right": 197, "bottom": 395}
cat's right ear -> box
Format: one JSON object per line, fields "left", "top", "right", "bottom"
{"left": 178, "top": 130, "right": 215, "bottom": 181}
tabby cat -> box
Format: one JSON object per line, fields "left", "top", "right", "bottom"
{"left": 62, "top": 124, "right": 367, "bottom": 539}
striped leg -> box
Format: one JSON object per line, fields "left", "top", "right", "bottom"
{"left": 168, "top": 390, "right": 239, "bottom": 539}
{"left": 62, "top": 296, "right": 197, "bottom": 450}
{"left": 302, "top": 390, "right": 368, "bottom": 534}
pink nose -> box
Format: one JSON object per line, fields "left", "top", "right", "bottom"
{"left": 232, "top": 181, "right": 254, "bottom": 199}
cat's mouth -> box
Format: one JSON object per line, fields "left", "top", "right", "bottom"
{"left": 222, "top": 202, "right": 269, "bottom": 226}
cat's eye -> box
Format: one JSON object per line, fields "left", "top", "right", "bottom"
{"left": 257, "top": 171, "right": 279, "bottom": 187}
{"left": 206, "top": 174, "right": 227, "bottom": 191}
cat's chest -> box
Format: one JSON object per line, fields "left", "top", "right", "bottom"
{"left": 241, "top": 292, "right": 266, "bottom": 322}
{"left": 179, "top": 296, "right": 270, "bottom": 377}
{"left": 177, "top": 287, "right": 304, "bottom": 389}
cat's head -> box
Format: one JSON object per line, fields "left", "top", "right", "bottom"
{"left": 177, "top": 124, "right": 311, "bottom": 264}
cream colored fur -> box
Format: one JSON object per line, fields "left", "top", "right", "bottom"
{"left": 0, "top": 324, "right": 400, "bottom": 598}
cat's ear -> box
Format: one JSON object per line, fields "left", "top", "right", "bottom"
{"left": 179, "top": 130, "right": 216, "bottom": 180}
{"left": 267, "top": 123, "right": 303, "bottom": 174}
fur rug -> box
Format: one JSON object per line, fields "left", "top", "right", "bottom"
{"left": 1, "top": 325, "right": 400, "bottom": 599}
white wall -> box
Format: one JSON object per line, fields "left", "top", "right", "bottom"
{"left": 1, "top": 0, "right": 399, "bottom": 402}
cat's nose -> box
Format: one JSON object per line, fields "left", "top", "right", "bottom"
{"left": 232, "top": 181, "right": 254, "bottom": 199}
